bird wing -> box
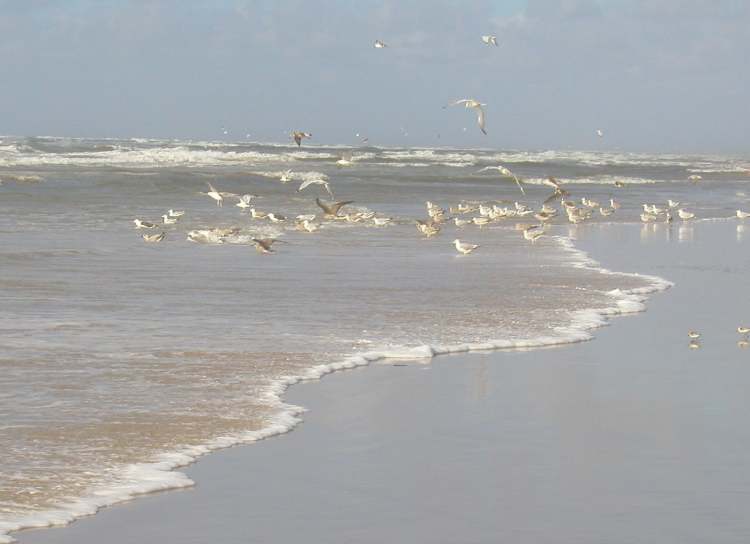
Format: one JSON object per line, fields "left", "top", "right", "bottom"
{"left": 511, "top": 175, "right": 525, "bottom": 195}
{"left": 476, "top": 106, "right": 487, "bottom": 135}
{"left": 207, "top": 182, "right": 217, "bottom": 192}
{"left": 315, "top": 198, "right": 332, "bottom": 214}
{"left": 330, "top": 200, "right": 354, "bottom": 215}
{"left": 447, "top": 99, "right": 470, "bottom": 108}
{"left": 298, "top": 179, "right": 315, "bottom": 192}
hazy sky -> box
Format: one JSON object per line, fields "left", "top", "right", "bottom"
{"left": 0, "top": 0, "right": 748, "bottom": 152}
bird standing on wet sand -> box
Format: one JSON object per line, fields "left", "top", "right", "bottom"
{"left": 453, "top": 239, "right": 479, "bottom": 255}
{"left": 202, "top": 182, "right": 226, "bottom": 207}
{"left": 316, "top": 198, "right": 354, "bottom": 218}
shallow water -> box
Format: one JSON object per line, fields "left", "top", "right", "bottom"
{"left": 0, "top": 137, "right": 747, "bottom": 540}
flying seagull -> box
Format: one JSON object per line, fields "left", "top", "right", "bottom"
{"left": 292, "top": 131, "right": 312, "bottom": 147}
{"left": 298, "top": 178, "right": 334, "bottom": 197}
{"left": 476, "top": 165, "right": 525, "bottom": 194}
{"left": 316, "top": 197, "right": 354, "bottom": 218}
{"left": 446, "top": 99, "right": 487, "bottom": 135}
{"left": 374, "top": 40, "right": 387, "bottom": 48}
{"left": 481, "top": 35, "right": 498, "bottom": 46}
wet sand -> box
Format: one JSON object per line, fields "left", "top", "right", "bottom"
{"left": 16, "top": 220, "right": 750, "bottom": 544}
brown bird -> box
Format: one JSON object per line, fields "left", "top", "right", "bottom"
{"left": 315, "top": 197, "right": 354, "bottom": 218}
{"left": 292, "top": 131, "right": 312, "bottom": 147}
{"left": 251, "top": 238, "right": 283, "bottom": 254}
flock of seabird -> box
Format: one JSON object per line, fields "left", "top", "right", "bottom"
{"left": 688, "top": 328, "right": 750, "bottom": 349}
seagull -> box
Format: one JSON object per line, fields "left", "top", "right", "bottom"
{"left": 296, "top": 214, "right": 317, "bottom": 222}
{"left": 251, "top": 238, "right": 282, "bottom": 254}
{"left": 481, "top": 35, "right": 498, "bottom": 46}
{"left": 599, "top": 207, "right": 614, "bottom": 216}
{"left": 609, "top": 198, "right": 621, "bottom": 210}
{"left": 668, "top": 199, "right": 680, "bottom": 209}
{"left": 203, "top": 182, "right": 224, "bottom": 206}
{"left": 678, "top": 209, "right": 695, "bottom": 220}
{"left": 476, "top": 165, "right": 525, "bottom": 194}
{"left": 523, "top": 226, "right": 544, "bottom": 242}
{"left": 596, "top": 129, "right": 604, "bottom": 137}
{"left": 454, "top": 218, "right": 471, "bottom": 227}
{"left": 737, "top": 210, "right": 750, "bottom": 219}
{"left": 542, "top": 176, "right": 569, "bottom": 202}
{"left": 296, "top": 219, "right": 319, "bottom": 233}
{"left": 142, "top": 232, "right": 166, "bottom": 242}
{"left": 738, "top": 326, "right": 750, "bottom": 335}
{"left": 167, "top": 209, "right": 185, "bottom": 218}
{"left": 250, "top": 208, "right": 268, "bottom": 219}
{"left": 267, "top": 212, "right": 286, "bottom": 223}
{"left": 292, "top": 131, "right": 312, "bottom": 147}
{"left": 316, "top": 197, "right": 354, "bottom": 218}
{"left": 446, "top": 99, "right": 487, "bottom": 135}
{"left": 133, "top": 219, "right": 157, "bottom": 229}
{"left": 374, "top": 39, "right": 387, "bottom": 48}
{"left": 373, "top": 217, "right": 392, "bottom": 226}
{"left": 162, "top": 214, "right": 178, "bottom": 225}
{"left": 453, "top": 239, "right": 479, "bottom": 255}
{"left": 298, "top": 178, "right": 334, "bottom": 197}
{"left": 416, "top": 220, "right": 441, "bottom": 237}
{"left": 689, "top": 340, "right": 701, "bottom": 350}
{"left": 688, "top": 331, "right": 701, "bottom": 339}
{"left": 280, "top": 170, "right": 293, "bottom": 183}
{"left": 235, "top": 194, "right": 258, "bottom": 209}
{"left": 688, "top": 174, "right": 702, "bottom": 182}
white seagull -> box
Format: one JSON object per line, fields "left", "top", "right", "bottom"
{"left": 203, "top": 182, "right": 224, "bottom": 206}
{"left": 476, "top": 165, "right": 525, "bottom": 195}
{"left": 737, "top": 209, "right": 750, "bottom": 219}
{"left": 453, "top": 239, "right": 479, "bottom": 255}
{"left": 678, "top": 209, "right": 695, "bottom": 220}
{"left": 133, "top": 219, "right": 157, "bottom": 229}
{"left": 481, "top": 35, "right": 498, "bottom": 46}
{"left": 374, "top": 40, "right": 387, "bottom": 48}
{"left": 298, "top": 178, "right": 334, "bottom": 197}
{"left": 447, "top": 99, "right": 487, "bottom": 135}
{"left": 162, "top": 214, "right": 178, "bottom": 225}
{"left": 167, "top": 209, "right": 185, "bottom": 218}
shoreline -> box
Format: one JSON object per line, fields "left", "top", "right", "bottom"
{"left": 4, "top": 223, "right": 673, "bottom": 543}
{"left": 14, "top": 219, "right": 750, "bottom": 543}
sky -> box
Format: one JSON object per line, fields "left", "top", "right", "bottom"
{"left": 0, "top": 0, "right": 748, "bottom": 152}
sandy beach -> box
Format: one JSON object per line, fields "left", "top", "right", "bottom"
{"left": 14, "top": 220, "right": 750, "bottom": 543}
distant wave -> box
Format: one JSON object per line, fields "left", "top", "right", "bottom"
{"left": 0, "top": 137, "right": 747, "bottom": 181}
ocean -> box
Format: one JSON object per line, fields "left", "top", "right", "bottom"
{"left": 0, "top": 136, "right": 748, "bottom": 541}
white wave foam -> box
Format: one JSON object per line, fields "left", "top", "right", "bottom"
{"left": 1, "top": 233, "right": 673, "bottom": 544}
{"left": 521, "top": 175, "right": 665, "bottom": 186}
